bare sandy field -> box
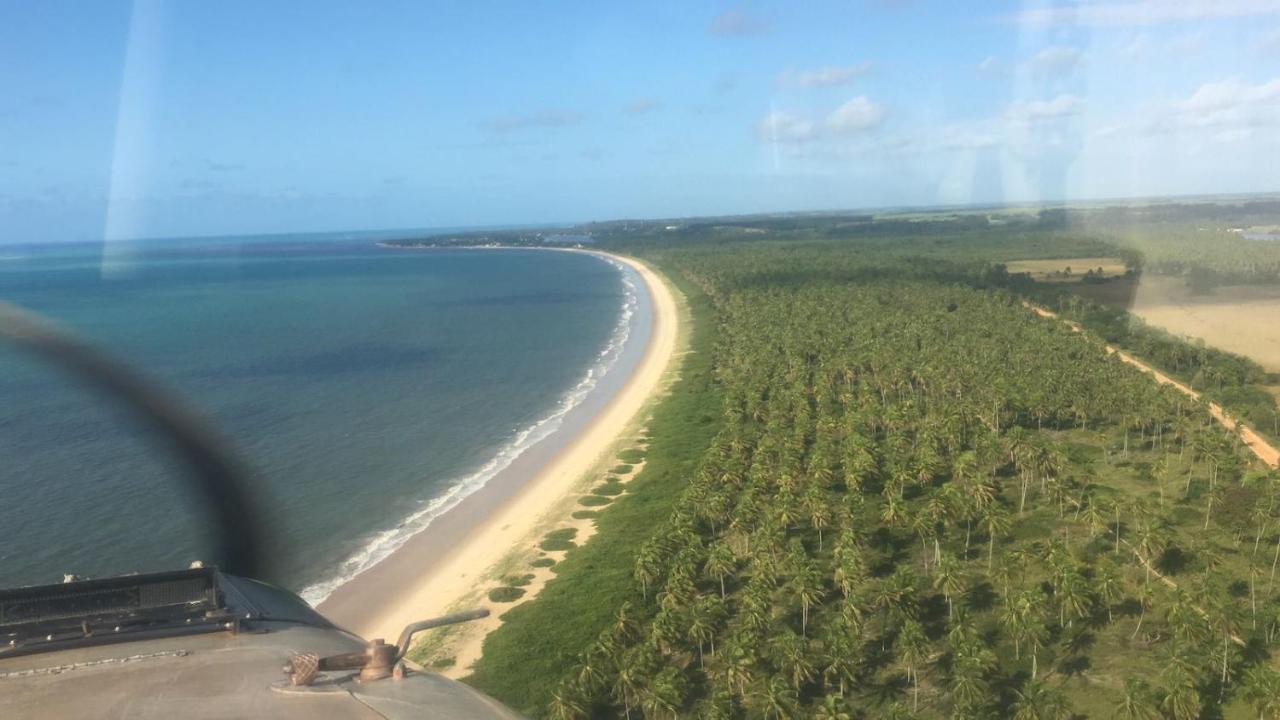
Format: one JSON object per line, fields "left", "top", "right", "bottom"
{"left": 1127, "top": 276, "right": 1280, "bottom": 373}
{"left": 1007, "top": 257, "right": 1128, "bottom": 281}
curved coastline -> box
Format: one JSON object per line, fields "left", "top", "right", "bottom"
{"left": 317, "top": 249, "right": 679, "bottom": 642}
{"left": 300, "top": 249, "right": 639, "bottom": 606}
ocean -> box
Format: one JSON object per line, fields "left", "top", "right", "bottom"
{"left": 0, "top": 233, "right": 633, "bottom": 601}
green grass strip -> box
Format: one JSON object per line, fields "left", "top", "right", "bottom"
{"left": 465, "top": 262, "right": 722, "bottom": 716}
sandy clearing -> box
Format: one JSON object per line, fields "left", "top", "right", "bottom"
{"left": 1126, "top": 277, "right": 1280, "bottom": 373}
{"left": 1006, "top": 257, "right": 1128, "bottom": 280}
{"left": 1025, "top": 302, "right": 1279, "bottom": 469}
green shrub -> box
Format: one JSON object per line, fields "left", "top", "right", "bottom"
{"left": 570, "top": 510, "right": 599, "bottom": 520}
{"left": 616, "top": 448, "right": 646, "bottom": 464}
{"left": 501, "top": 573, "right": 535, "bottom": 588}
{"left": 592, "top": 481, "right": 625, "bottom": 496}
{"left": 530, "top": 557, "right": 556, "bottom": 568}
{"left": 539, "top": 528, "right": 578, "bottom": 551}
{"left": 430, "top": 656, "right": 456, "bottom": 669}
{"left": 610, "top": 463, "right": 634, "bottom": 474}
{"left": 487, "top": 586, "right": 526, "bottom": 603}
{"left": 577, "top": 495, "right": 612, "bottom": 507}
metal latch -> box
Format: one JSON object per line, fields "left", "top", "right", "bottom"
{"left": 283, "top": 608, "right": 489, "bottom": 686}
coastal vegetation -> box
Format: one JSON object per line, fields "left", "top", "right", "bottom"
{"left": 467, "top": 266, "right": 723, "bottom": 710}
{"left": 488, "top": 586, "right": 527, "bottom": 604}
{"left": 463, "top": 202, "right": 1280, "bottom": 718}
{"left": 540, "top": 529, "right": 579, "bottom": 553}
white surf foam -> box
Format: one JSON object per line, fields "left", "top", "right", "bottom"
{"left": 300, "top": 255, "right": 640, "bottom": 606}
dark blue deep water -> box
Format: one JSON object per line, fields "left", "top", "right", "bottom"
{"left": 0, "top": 235, "right": 626, "bottom": 598}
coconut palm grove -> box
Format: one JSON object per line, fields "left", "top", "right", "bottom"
{"left": 406, "top": 202, "right": 1280, "bottom": 719}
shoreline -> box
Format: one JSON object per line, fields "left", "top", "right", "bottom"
{"left": 317, "top": 249, "right": 681, "bottom": 646}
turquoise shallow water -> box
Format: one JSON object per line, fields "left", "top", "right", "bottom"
{"left": 0, "top": 235, "right": 626, "bottom": 595}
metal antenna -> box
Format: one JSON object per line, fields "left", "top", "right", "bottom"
{"left": 0, "top": 301, "right": 266, "bottom": 580}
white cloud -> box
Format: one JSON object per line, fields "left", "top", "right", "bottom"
{"left": 1168, "top": 32, "right": 1205, "bottom": 54}
{"left": 623, "top": 98, "right": 662, "bottom": 115}
{"left": 1007, "top": 95, "right": 1084, "bottom": 121}
{"left": 1083, "top": 77, "right": 1280, "bottom": 141}
{"left": 938, "top": 127, "right": 1001, "bottom": 150}
{"left": 977, "top": 56, "right": 1004, "bottom": 73}
{"left": 710, "top": 9, "right": 769, "bottom": 36}
{"left": 1178, "top": 77, "right": 1280, "bottom": 126}
{"left": 1118, "top": 31, "right": 1204, "bottom": 60}
{"left": 1028, "top": 46, "right": 1084, "bottom": 74}
{"left": 826, "top": 97, "right": 887, "bottom": 133}
{"left": 1213, "top": 127, "right": 1255, "bottom": 143}
{"left": 1001, "top": 0, "right": 1280, "bottom": 27}
{"left": 1120, "top": 33, "right": 1153, "bottom": 57}
{"left": 781, "top": 63, "right": 873, "bottom": 88}
{"left": 758, "top": 111, "right": 817, "bottom": 143}
{"left": 1263, "top": 27, "right": 1280, "bottom": 51}
{"left": 1182, "top": 77, "right": 1280, "bottom": 111}
{"left": 484, "top": 109, "right": 582, "bottom": 132}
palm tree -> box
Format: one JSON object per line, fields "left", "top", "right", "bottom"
{"left": 639, "top": 667, "right": 685, "bottom": 720}
{"left": 633, "top": 547, "right": 662, "bottom": 600}
{"left": 611, "top": 601, "right": 639, "bottom": 645}
{"left": 1161, "top": 680, "right": 1201, "bottom": 720}
{"left": 1202, "top": 584, "right": 1243, "bottom": 697}
{"left": 897, "top": 618, "right": 929, "bottom": 712}
{"left": 820, "top": 635, "right": 860, "bottom": 696}
{"left": 612, "top": 664, "right": 644, "bottom": 720}
{"left": 811, "top": 694, "right": 852, "bottom": 720}
{"left": 990, "top": 555, "right": 1017, "bottom": 602}
{"left": 704, "top": 541, "right": 737, "bottom": 599}
{"left": 804, "top": 485, "right": 834, "bottom": 549}
{"left": 1013, "top": 680, "right": 1069, "bottom": 720}
{"left": 1240, "top": 664, "right": 1280, "bottom": 720}
{"left": 688, "top": 598, "right": 720, "bottom": 667}
{"left": 950, "top": 661, "right": 989, "bottom": 717}
{"left": 1204, "top": 483, "right": 1225, "bottom": 531}
{"left": 754, "top": 676, "right": 799, "bottom": 720}
{"left": 1113, "top": 678, "right": 1160, "bottom": 720}
{"left": 980, "top": 504, "right": 1012, "bottom": 569}
{"left": 933, "top": 554, "right": 967, "bottom": 619}
{"left": 547, "top": 681, "right": 589, "bottom": 720}
{"left": 876, "top": 566, "right": 920, "bottom": 622}
{"left": 1078, "top": 494, "right": 1108, "bottom": 540}
{"left": 833, "top": 551, "right": 866, "bottom": 598}
{"left": 949, "top": 616, "right": 993, "bottom": 716}
{"left": 1002, "top": 588, "right": 1048, "bottom": 679}
{"left": 791, "top": 564, "right": 826, "bottom": 636}
{"left": 1056, "top": 571, "right": 1093, "bottom": 627}
{"left": 1094, "top": 560, "right": 1124, "bottom": 624}
{"left": 1130, "top": 583, "right": 1155, "bottom": 641}
{"left": 1160, "top": 650, "right": 1202, "bottom": 720}
{"left": 721, "top": 644, "right": 756, "bottom": 701}
{"left": 770, "top": 630, "right": 817, "bottom": 690}
{"left": 572, "top": 650, "right": 608, "bottom": 696}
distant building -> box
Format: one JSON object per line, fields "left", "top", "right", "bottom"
{"left": 544, "top": 234, "right": 594, "bottom": 245}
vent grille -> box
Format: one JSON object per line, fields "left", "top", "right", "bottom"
{"left": 0, "top": 568, "right": 219, "bottom": 632}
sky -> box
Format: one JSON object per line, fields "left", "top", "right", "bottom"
{"left": 2, "top": 1, "right": 1280, "bottom": 243}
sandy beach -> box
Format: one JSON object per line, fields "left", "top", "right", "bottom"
{"left": 317, "top": 250, "right": 680, "bottom": 651}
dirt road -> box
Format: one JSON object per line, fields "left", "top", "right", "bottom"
{"left": 1025, "top": 303, "right": 1279, "bottom": 469}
